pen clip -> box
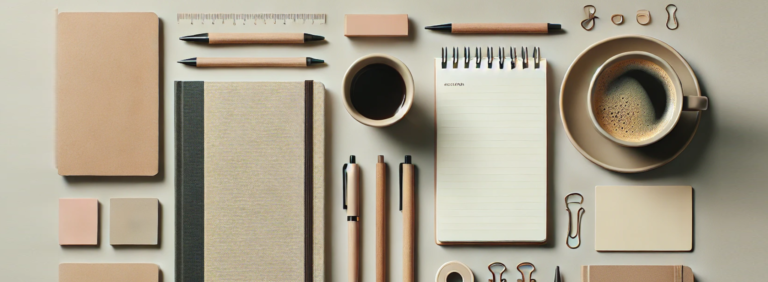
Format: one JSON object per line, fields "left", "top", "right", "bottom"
{"left": 399, "top": 162, "right": 403, "bottom": 211}
{"left": 342, "top": 163, "right": 348, "bottom": 210}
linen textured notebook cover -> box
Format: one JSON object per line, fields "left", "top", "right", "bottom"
{"left": 595, "top": 186, "right": 693, "bottom": 251}
{"left": 176, "top": 81, "right": 324, "bottom": 282}
{"left": 59, "top": 263, "right": 159, "bottom": 282}
{"left": 581, "top": 265, "right": 694, "bottom": 282}
{"left": 434, "top": 49, "right": 548, "bottom": 244}
{"left": 56, "top": 12, "right": 158, "bottom": 176}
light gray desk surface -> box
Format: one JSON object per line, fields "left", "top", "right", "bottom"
{"left": 2, "top": 0, "right": 767, "bottom": 281}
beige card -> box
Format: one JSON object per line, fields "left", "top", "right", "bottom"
{"left": 59, "top": 263, "right": 159, "bottom": 282}
{"left": 56, "top": 12, "right": 159, "bottom": 176}
{"left": 595, "top": 186, "right": 692, "bottom": 251}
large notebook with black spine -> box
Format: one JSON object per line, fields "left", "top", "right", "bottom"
{"left": 175, "top": 81, "right": 325, "bottom": 282}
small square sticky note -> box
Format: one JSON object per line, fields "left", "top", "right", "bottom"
{"left": 110, "top": 198, "right": 159, "bottom": 245}
{"left": 59, "top": 198, "right": 99, "bottom": 245}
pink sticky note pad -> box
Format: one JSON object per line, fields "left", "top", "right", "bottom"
{"left": 59, "top": 199, "right": 99, "bottom": 245}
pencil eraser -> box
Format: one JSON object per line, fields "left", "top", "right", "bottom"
{"left": 344, "top": 14, "right": 409, "bottom": 37}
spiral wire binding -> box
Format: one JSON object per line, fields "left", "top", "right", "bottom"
{"left": 440, "top": 46, "right": 541, "bottom": 69}
{"left": 463, "top": 47, "right": 471, "bottom": 68}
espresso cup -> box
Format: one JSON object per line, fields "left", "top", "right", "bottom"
{"left": 588, "top": 51, "right": 708, "bottom": 147}
{"left": 343, "top": 54, "right": 414, "bottom": 127}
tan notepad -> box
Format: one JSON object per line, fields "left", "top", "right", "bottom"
{"left": 56, "top": 12, "right": 159, "bottom": 176}
{"left": 595, "top": 186, "right": 693, "bottom": 251}
{"left": 59, "top": 263, "right": 159, "bottom": 282}
{"left": 582, "top": 265, "right": 693, "bottom": 282}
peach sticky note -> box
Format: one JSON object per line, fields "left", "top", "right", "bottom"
{"left": 59, "top": 199, "right": 99, "bottom": 245}
{"left": 110, "top": 198, "right": 159, "bottom": 245}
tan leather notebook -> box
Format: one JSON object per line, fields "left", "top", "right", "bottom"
{"left": 59, "top": 263, "right": 159, "bottom": 282}
{"left": 56, "top": 12, "right": 159, "bottom": 176}
{"left": 581, "top": 265, "right": 693, "bottom": 282}
{"left": 595, "top": 186, "right": 693, "bottom": 251}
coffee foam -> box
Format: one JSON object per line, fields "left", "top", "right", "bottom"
{"left": 593, "top": 59, "right": 676, "bottom": 142}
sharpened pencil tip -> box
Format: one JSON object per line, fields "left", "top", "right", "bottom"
{"left": 307, "top": 58, "right": 325, "bottom": 65}
{"left": 304, "top": 33, "right": 325, "bottom": 42}
{"left": 177, "top": 58, "right": 197, "bottom": 66}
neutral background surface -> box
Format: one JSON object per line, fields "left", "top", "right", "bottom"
{"left": 2, "top": 0, "right": 767, "bottom": 281}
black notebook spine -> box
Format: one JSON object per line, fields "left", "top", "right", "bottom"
{"left": 175, "top": 81, "right": 205, "bottom": 282}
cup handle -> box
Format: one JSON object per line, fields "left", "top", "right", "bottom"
{"left": 683, "top": 96, "right": 709, "bottom": 111}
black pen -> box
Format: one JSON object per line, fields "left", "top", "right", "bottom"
{"left": 180, "top": 32, "right": 325, "bottom": 44}
{"left": 554, "top": 266, "right": 561, "bottom": 282}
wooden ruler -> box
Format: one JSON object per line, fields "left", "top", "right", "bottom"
{"left": 176, "top": 13, "right": 326, "bottom": 25}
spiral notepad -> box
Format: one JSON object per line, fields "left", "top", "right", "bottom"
{"left": 434, "top": 46, "right": 547, "bottom": 245}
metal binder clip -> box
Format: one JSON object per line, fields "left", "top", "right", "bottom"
{"left": 533, "top": 47, "right": 540, "bottom": 69}
{"left": 498, "top": 47, "right": 505, "bottom": 69}
{"left": 516, "top": 262, "right": 536, "bottom": 282}
{"left": 464, "top": 47, "right": 471, "bottom": 68}
{"left": 510, "top": 47, "right": 517, "bottom": 69}
{"left": 565, "top": 193, "right": 585, "bottom": 249}
{"left": 475, "top": 47, "right": 482, "bottom": 68}
{"left": 441, "top": 47, "right": 448, "bottom": 69}
{"left": 521, "top": 47, "right": 529, "bottom": 69}
{"left": 488, "top": 262, "right": 507, "bottom": 282}
{"left": 486, "top": 47, "right": 494, "bottom": 69}
{"left": 453, "top": 47, "right": 459, "bottom": 68}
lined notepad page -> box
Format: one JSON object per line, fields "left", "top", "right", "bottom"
{"left": 435, "top": 58, "right": 547, "bottom": 243}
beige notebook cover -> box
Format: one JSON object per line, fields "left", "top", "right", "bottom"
{"left": 59, "top": 263, "right": 159, "bottom": 282}
{"left": 56, "top": 12, "right": 159, "bottom": 176}
{"left": 434, "top": 57, "right": 548, "bottom": 244}
{"left": 581, "top": 265, "right": 693, "bottom": 282}
{"left": 204, "top": 82, "right": 324, "bottom": 281}
{"left": 595, "top": 186, "right": 693, "bottom": 251}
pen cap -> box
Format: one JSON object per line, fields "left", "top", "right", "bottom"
{"left": 343, "top": 155, "right": 356, "bottom": 210}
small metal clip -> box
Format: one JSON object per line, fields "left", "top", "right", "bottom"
{"left": 565, "top": 193, "right": 585, "bottom": 249}
{"left": 666, "top": 4, "right": 678, "bottom": 30}
{"left": 464, "top": 47, "right": 471, "bottom": 68}
{"left": 499, "top": 47, "right": 505, "bottom": 69}
{"left": 637, "top": 10, "right": 651, "bottom": 25}
{"left": 441, "top": 47, "right": 447, "bottom": 69}
{"left": 510, "top": 47, "right": 517, "bottom": 69}
{"left": 611, "top": 14, "right": 625, "bottom": 25}
{"left": 581, "top": 5, "right": 599, "bottom": 31}
{"left": 516, "top": 262, "right": 536, "bottom": 282}
{"left": 452, "top": 47, "right": 459, "bottom": 68}
{"left": 533, "top": 47, "right": 540, "bottom": 69}
{"left": 476, "top": 47, "right": 482, "bottom": 68}
{"left": 488, "top": 262, "right": 507, "bottom": 282}
{"left": 522, "top": 47, "right": 529, "bottom": 69}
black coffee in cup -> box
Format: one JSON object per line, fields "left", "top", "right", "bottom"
{"left": 350, "top": 63, "right": 406, "bottom": 120}
{"left": 592, "top": 59, "right": 677, "bottom": 143}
